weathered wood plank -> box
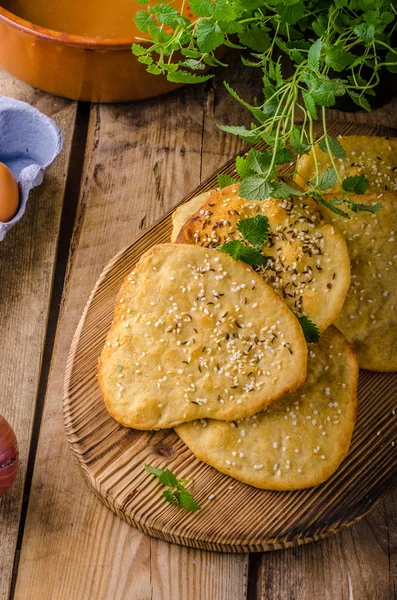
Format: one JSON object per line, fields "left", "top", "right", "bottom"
{"left": 0, "top": 70, "right": 76, "bottom": 600}
{"left": 13, "top": 58, "right": 259, "bottom": 598}
{"left": 260, "top": 489, "right": 397, "bottom": 600}
{"left": 10, "top": 53, "right": 397, "bottom": 598}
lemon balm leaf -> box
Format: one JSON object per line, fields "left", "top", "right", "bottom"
{"left": 237, "top": 215, "right": 270, "bottom": 246}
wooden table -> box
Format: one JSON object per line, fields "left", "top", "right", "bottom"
{"left": 0, "top": 60, "right": 396, "bottom": 600}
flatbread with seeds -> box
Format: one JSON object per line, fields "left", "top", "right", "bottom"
{"left": 295, "top": 135, "right": 397, "bottom": 193}
{"left": 171, "top": 191, "right": 214, "bottom": 243}
{"left": 175, "top": 184, "right": 350, "bottom": 332}
{"left": 319, "top": 192, "right": 397, "bottom": 371}
{"left": 98, "top": 244, "right": 307, "bottom": 430}
{"left": 176, "top": 326, "right": 358, "bottom": 490}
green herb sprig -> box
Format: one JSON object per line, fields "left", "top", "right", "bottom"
{"left": 296, "top": 314, "right": 320, "bottom": 343}
{"left": 218, "top": 214, "right": 270, "bottom": 266}
{"left": 145, "top": 464, "right": 201, "bottom": 511}
{"left": 133, "top": 0, "right": 397, "bottom": 215}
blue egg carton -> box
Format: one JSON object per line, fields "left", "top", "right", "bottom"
{"left": 0, "top": 95, "right": 64, "bottom": 241}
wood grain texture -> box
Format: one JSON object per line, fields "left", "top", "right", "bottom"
{"left": 5, "top": 49, "right": 396, "bottom": 598}
{"left": 13, "top": 60, "right": 260, "bottom": 598}
{"left": 260, "top": 488, "right": 397, "bottom": 599}
{"left": 64, "top": 121, "right": 397, "bottom": 553}
{"left": 0, "top": 70, "right": 76, "bottom": 600}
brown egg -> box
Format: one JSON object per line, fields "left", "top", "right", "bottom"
{"left": 0, "top": 162, "right": 19, "bottom": 223}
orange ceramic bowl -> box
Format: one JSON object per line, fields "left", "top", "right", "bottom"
{"left": 0, "top": 6, "right": 187, "bottom": 102}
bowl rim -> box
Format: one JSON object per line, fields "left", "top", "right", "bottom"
{"left": 0, "top": 5, "right": 152, "bottom": 49}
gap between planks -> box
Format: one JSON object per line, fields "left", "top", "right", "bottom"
{"left": 8, "top": 101, "right": 91, "bottom": 600}
{"left": 11, "top": 72, "right": 257, "bottom": 600}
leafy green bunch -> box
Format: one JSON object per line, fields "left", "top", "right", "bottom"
{"left": 133, "top": 0, "right": 397, "bottom": 216}
{"left": 145, "top": 464, "right": 201, "bottom": 510}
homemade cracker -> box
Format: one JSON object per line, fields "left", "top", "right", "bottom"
{"left": 98, "top": 244, "right": 307, "bottom": 430}
{"left": 176, "top": 327, "right": 358, "bottom": 490}
{"left": 295, "top": 136, "right": 397, "bottom": 193}
{"left": 320, "top": 192, "right": 397, "bottom": 371}
{"left": 171, "top": 191, "right": 214, "bottom": 243}
{"left": 175, "top": 185, "right": 350, "bottom": 332}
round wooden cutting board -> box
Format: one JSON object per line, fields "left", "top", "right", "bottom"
{"left": 64, "top": 122, "right": 397, "bottom": 553}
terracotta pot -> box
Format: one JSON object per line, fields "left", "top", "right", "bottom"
{"left": 0, "top": 6, "right": 187, "bottom": 103}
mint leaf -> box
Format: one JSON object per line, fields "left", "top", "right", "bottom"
{"left": 239, "top": 176, "right": 273, "bottom": 200}
{"left": 149, "top": 4, "right": 179, "bottom": 25}
{"left": 212, "top": 0, "right": 237, "bottom": 21}
{"left": 348, "top": 199, "right": 381, "bottom": 213}
{"left": 342, "top": 174, "right": 369, "bottom": 195}
{"left": 290, "top": 48, "right": 305, "bottom": 64}
{"left": 134, "top": 10, "right": 156, "bottom": 32}
{"left": 163, "top": 489, "right": 179, "bottom": 505}
{"left": 238, "top": 25, "right": 271, "bottom": 52}
{"left": 354, "top": 23, "right": 375, "bottom": 43}
{"left": 145, "top": 464, "right": 164, "bottom": 477}
{"left": 386, "top": 51, "right": 397, "bottom": 74}
{"left": 189, "top": 0, "right": 213, "bottom": 17}
{"left": 318, "top": 136, "right": 346, "bottom": 159}
{"left": 175, "top": 487, "right": 201, "bottom": 512}
{"left": 235, "top": 150, "right": 275, "bottom": 180}
{"left": 347, "top": 91, "right": 371, "bottom": 112}
{"left": 196, "top": 19, "right": 224, "bottom": 53}
{"left": 235, "top": 156, "right": 254, "bottom": 179}
{"left": 217, "top": 241, "right": 268, "bottom": 266}
{"left": 223, "top": 81, "right": 267, "bottom": 122}
{"left": 277, "top": 1, "right": 305, "bottom": 25}
{"left": 274, "top": 147, "right": 294, "bottom": 165}
{"left": 316, "top": 196, "right": 350, "bottom": 218}
{"left": 312, "top": 15, "right": 327, "bottom": 36}
{"left": 290, "top": 127, "right": 311, "bottom": 155}
{"left": 218, "top": 174, "right": 238, "bottom": 189}
{"left": 296, "top": 315, "right": 320, "bottom": 343}
{"left": 271, "top": 181, "right": 299, "bottom": 199}
{"left": 167, "top": 70, "right": 213, "bottom": 84}
{"left": 147, "top": 64, "right": 163, "bottom": 75}
{"left": 324, "top": 45, "right": 355, "bottom": 71}
{"left": 308, "top": 39, "right": 322, "bottom": 71}
{"left": 302, "top": 91, "right": 317, "bottom": 119}
{"left": 138, "top": 55, "right": 153, "bottom": 65}
{"left": 181, "top": 48, "right": 203, "bottom": 59}
{"left": 181, "top": 59, "right": 206, "bottom": 71}
{"left": 237, "top": 215, "right": 270, "bottom": 246}
{"left": 303, "top": 74, "right": 346, "bottom": 107}
{"left": 218, "top": 125, "right": 261, "bottom": 143}
{"left": 317, "top": 168, "right": 337, "bottom": 190}
{"left": 132, "top": 43, "right": 147, "bottom": 56}
{"left": 159, "top": 469, "right": 179, "bottom": 488}
{"left": 274, "top": 62, "right": 284, "bottom": 88}
{"left": 246, "top": 149, "right": 273, "bottom": 174}
{"left": 145, "top": 465, "right": 201, "bottom": 512}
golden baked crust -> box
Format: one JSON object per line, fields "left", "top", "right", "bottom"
{"left": 176, "top": 326, "right": 358, "bottom": 490}
{"left": 98, "top": 244, "right": 307, "bottom": 429}
{"left": 175, "top": 185, "right": 350, "bottom": 332}
{"left": 171, "top": 191, "right": 214, "bottom": 242}
{"left": 295, "top": 135, "right": 397, "bottom": 193}
{"left": 320, "top": 192, "right": 397, "bottom": 371}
